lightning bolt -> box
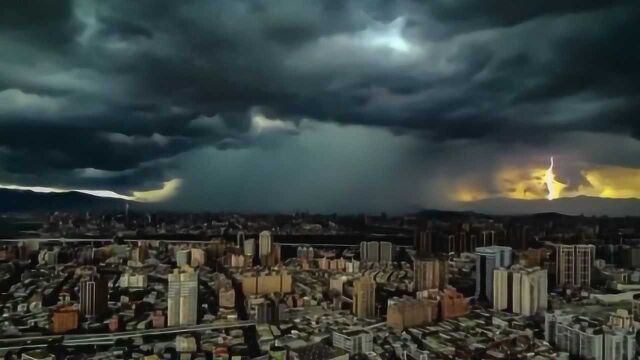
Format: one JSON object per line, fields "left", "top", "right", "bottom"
{"left": 545, "top": 156, "right": 557, "bottom": 200}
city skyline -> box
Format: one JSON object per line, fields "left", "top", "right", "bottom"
{"left": 0, "top": 1, "right": 639, "bottom": 215}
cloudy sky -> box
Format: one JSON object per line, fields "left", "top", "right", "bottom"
{"left": 0, "top": 0, "right": 639, "bottom": 213}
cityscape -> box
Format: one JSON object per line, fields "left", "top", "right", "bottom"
{"left": 1, "top": 210, "right": 640, "bottom": 360}
{"left": 1, "top": 1, "right": 640, "bottom": 360}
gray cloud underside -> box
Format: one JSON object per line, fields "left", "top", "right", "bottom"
{"left": 0, "top": 0, "right": 638, "bottom": 209}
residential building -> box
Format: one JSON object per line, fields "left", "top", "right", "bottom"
{"left": 475, "top": 246, "right": 512, "bottom": 302}
{"left": 353, "top": 276, "right": 376, "bottom": 319}
{"left": 441, "top": 288, "right": 468, "bottom": 320}
{"left": 259, "top": 231, "right": 272, "bottom": 257}
{"left": 167, "top": 266, "right": 198, "bottom": 326}
{"left": 379, "top": 241, "right": 393, "bottom": 264}
{"left": 415, "top": 229, "right": 432, "bottom": 257}
{"left": 79, "top": 277, "right": 108, "bottom": 318}
{"left": 493, "top": 268, "right": 509, "bottom": 311}
{"left": 333, "top": 330, "right": 373, "bottom": 354}
{"left": 243, "top": 238, "right": 255, "bottom": 257}
{"left": 52, "top": 305, "right": 79, "bottom": 333}
{"left": 190, "top": 248, "right": 206, "bottom": 267}
{"left": 414, "top": 258, "right": 447, "bottom": 291}
{"left": 241, "top": 269, "right": 292, "bottom": 295}
{"left": 555, "top": 244, "right": 595, "bottom": 288}
{"left": 386, "top": 296, "right": 438, "bottom": 330}
{"left": 176, "top": 249, "right": 191, "bottom": 267}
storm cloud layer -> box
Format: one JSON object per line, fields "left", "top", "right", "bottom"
{"left": 0, "top": 0, "right": 639, "bottom": 212}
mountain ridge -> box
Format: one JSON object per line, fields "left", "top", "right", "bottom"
{"left": 455, "top": 195, "right": 640, "bottom": 217}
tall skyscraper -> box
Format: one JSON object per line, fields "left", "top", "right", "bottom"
{"left": 259, "top": 231, "right": 272, "bottom": 257}
{"left": 366, "top": 242, "right": 379, "bottom": 263}
{"left": 360, "top": 241, "right": 368, "bottom": 263}
{"left": 236, "top": 231, "right": 246, "bottom": 248}
{"left": 79, "top": 277, "right": 108, "bottom": 319}
{"left": 556, "top": 244, "right": 575, "bottom": 286}
{"left": 353, "top": 276, "right": 376, "bottom": 319}
{"left": 575, "top": 245, "right": 595, "bottom": 288}
{"left": 243, "top": 238, "right": 255, "bottom": 257}
{"left": 168, "top": 266, "right": 198, "bottom": 326}
{"left": 379, "top": 242, "right": 393, "bottom": 264}
{"left": 176, "top": 249, "right": 191, "bottom": 267}
{"left": 475, "top": 246, "right": 512, "bottom": 302}
{"left": 481, "top": 230, "right": 496, "bottom": 247}
{"left": 415, "top": 230, "right": 432, "bottom": 257}
{"left": 131, "top": 241, "right": 149, "bottom": 263}
{"left": 414, "top": 258, "right": 447, "bottom": 291}
{"left": 555, "top": 244, "right": 595, "bottom": 288}
{"left": 493, "top": 268, "right": 509, "bottom": 311}
{"left": 512, "top": 266, "right": 548, "bottom": 316}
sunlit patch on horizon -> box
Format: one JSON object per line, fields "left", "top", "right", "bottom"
{"left": 132, "top": 178, "right": 182, "bottom": 202}
{"left": 0, "top": 178, "right": 183, "bottom": 203}
{"left": 0, "top": 183, "right": 134, "bottom": 200}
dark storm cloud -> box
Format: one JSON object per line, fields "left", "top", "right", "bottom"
{"left": 0, "top": 0, "right": 639, "bottom": 198}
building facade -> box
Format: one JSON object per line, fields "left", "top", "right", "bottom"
{"left": 475, "top": 246, "right": 512, "bottom": 302}
{"left": 79, "top": 278, "right": 108, "bottom": 318}
{"left": 414, "top": 258, "right": 447, "bottom": 292}
{"left": 167, "top": 266, "right": 198, "bottom": 326}
{"left": 353, "top": 276, "right": 376, "bottom": 319}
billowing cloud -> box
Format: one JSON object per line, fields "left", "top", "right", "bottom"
{"left": 0, "top": 0, "right": 639, "bottom": 211}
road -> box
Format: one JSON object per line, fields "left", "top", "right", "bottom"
{"left": 0, "top": 320, "right": 256, "bottom": 349}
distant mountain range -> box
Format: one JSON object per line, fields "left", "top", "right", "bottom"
{"left": 1, "top": 188, "right": 640, "bottom": 217}
{"left": 455, "top": 195, "right": 640, "bottom": 217}
{"left": 0, "top": 188, "right": 129, "bottom": 212}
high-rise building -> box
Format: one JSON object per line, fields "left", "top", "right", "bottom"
{"left": 176, "top": 249, "right": 191, "bottom": 267}
{"left": 386, "top": 296, "right": 438, "bottom": 330}
{"left": 346, "top": 259, "right": 360, "bottom": 273}
{"left": 236, "top": 231, "right": 246, "bottom": 248}
{"left": 243, "top": 238, "right": 255, "bottom": 257}
{"left": 514, "top": 267, "right": 548, "bottom": 316}
{"left": 379, "top": 242, "right": 393, "bottom": 264}
{"left": 360, "top": 241, "right": 368, "bottom": 263}
{"left": 249, "top": 296, "right": 272, "bottom": 324}
{"left": 415, "top": 230, "right": 432, "bottom": 257}
{"left": 52, "top": 305, "right": 79, "bottom": 333}
{"left": 493, "top": 266, "right": 547, "bottom": 315}
{"left": 414, "top": 258, "right": 447, "bottom": 291}
{"left": 475, "top": 246, "right": 512, "bottom": 302}
{"left": 576, "top": 245, "right": 595, "bottom": 288}
{"left": 555, "top": 244, "right": 595, "bottom": 289}
{"left": 79, "top": 278, "right": 108, "bottom": 318}
{"left": 632, "top": 294, "right": 640, "bottom": 322}
{"left": 190, "top": 248, "right": 206, "bottom": 267}
{"left": 441, "top": 288, "right": 468, "bottom": 320}
{"left": 366, "top": 242, "right": 379, "bottom": 263}
{"left": 167, "top": 266, "right": 198, "bottom": 326}
{"left": 604, "top": 310, "right": 636, "bottom": 360}
{"left": 131, "top": 241, "right": 149, "bottom": 263}
{"left": 493, "top": 268, "right": 509, "bottom": 311}
{"left": 481, "top": 231, "right": 495, "bottom": 247}
{"left": 241, "top": 269, "right": 292, "bottom": 295}
{"left": 353, "top": 276, "right": 376, "bottom": 319}
{"left": 547, "top": 309, "right": 636, "bottom": 360}
{"left": 259, "top": 231, "right": 272, "bottom": 257}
